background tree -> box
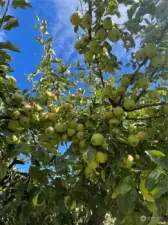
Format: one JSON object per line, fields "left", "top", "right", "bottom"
{"left": 0, "top": 0, "right": 168, "bottom": 224}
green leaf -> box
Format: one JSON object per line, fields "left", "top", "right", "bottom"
{"left": 0, "top": 163, "right": 7, "bottom": 180}
{"left": 0, "top": 41, "right": 20, "bottom": 52}
{"left": 3, "top": 18, "right": 19, "bottom": 30}
{"left": 101, "top": 170, "right": 106, "bottom": 182}
{"left": 12, "top": 0, "right": 32, "bottom": 9}
{"left": 115, "top": 176, "right": 132, "bottom": 195}
{"left": 145, "top": 150, "right": 168, "bottom": 171}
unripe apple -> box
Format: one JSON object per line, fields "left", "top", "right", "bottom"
{"left": 144, "top": 43, "right": 157, "bottom": 58}
{"left": 96, "top": 28, "right": 107, "bottom": 42}
{"left": 81, "top": 35, "right": 89, "bottom": 46}
{"left": 162, "top": 72, "right": 168, "bottom": 80}
{"left": 83, "top": 152, "right": 89, "bottom": 163}
{"left": 10, "top": 110, "right": 20, "bottom": 119}
{"left": 76, "top": 123, "right": 85, "bottom": 132}
{"left": 6, "top": 75, "right": 16, "bottom": 86}
{"left": 68, "top": 119, "right": 77, "bottom": 129}
{"left": 22, "top": 104, "right": 33, "bottom": 116}
{"left": 76, "top": 131, "right": 85, "bottom": 139}
{"left": 45, "top": 126, "right": 55, "bottom": 137}
{"left": 70, "top": 12, "right": 81, "bottom": 26}
{"left": 113, "top": 107, "right": 124, "bottom": 117}
{"left": 136, "top": 131, "right": 148, "bottom": 141}
{"left": 31, "top": 113, "right": 40, "bottom": 124}
{"left": 84, "top": 51, "right": 95, "bottom": 63}
{"left": 99, "top": 62, "right": 105, "bottom": 70}
{"left": 148, "top": 90, "right": 160, "bottom": 100}
{"left": 104, "top": 111, "right": 114, "bottom": 120}
{"left": 96, "top": 152, "right": 108, "bottom": 164}
{"left": 151, "top": 54, "right": 165, "bottom": 68}
{"left": 74, "top": 40, "right": 83, "bottom": 50}
{"left": 102, "top": 86, "right": 112, "bottom": 98}
{"left": 40, "top": 112, "right": 48, "bottom": 122}
{"left": 64, "top": 196, "right": 76, "bottom": 210}
{"left": 0, "top": 77, "right": 5, "bottom": 84}
{"left": 67, "top": 128, "right": 76, "bottom": 137}
{"left": 88, "top": 160, "right": 99, "bottom": 169}
{"left": 8, "top": 120, "right": 21, "bottom": 131}
{"left": 163, "top": 105, "right": 168, "bottom": 114}
{"left": 85, "top": 166, "right": 94, "bottom": 178}
{"left": 135, "top": 49, "right": 146, "bottom": 61}
{"left": 61, "top": 133, "right": 68, "bottom": 141}
{"left": 33, "top": 103, "right": 42, "bottom": 112}
{"left": 124, "top": 99, "right": 136, "bottom": 110}
{"left": 55, "top": 122, "right": 67, "bottom": 133}
{"left": 116, "top": 86, "right": 126, "bottom": 96}
{"left": 121, "top": 77, "right": 130, "bottom": 87}
{"left": 128, "top": 135, "right": 139, "bottom": 147}
{"left": 19, "top": 116, "right": 30, "bottom": 127}
{"left": 91, "top": 133, "right": 104, "bottom": 146}
{"left": 48, "top": 113, "right": 57, "bottom": 122}
{"left": 137, "top": 77, "right": 150, "bottom": 89}
{"left": 108, "top": 28, "right": 121, "bottom": 42}
{"left": 109, "top": 118, "right": 120, "bottom": 126}
{"left": 123, "top": 154, "right": 134, "bottom": 168}
{"left": 103, "top": 17, "right": 113, "bottom": 30}
{"left": 90, "top": 40, "right": 102, "bottom": 53}
{"left": 6, "top": 134, "right": 19, "bottom": 144}
{"left": 12, "top": 93, "right": 23, "bottom": 104}
{"left": 81, "top": 14, "right": 92, "bottom": 29}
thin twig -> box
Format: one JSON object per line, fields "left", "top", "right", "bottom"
{"left": 0, "top": 0, "right": 11, "bottom": 30}
{"left": 88, "top": 0, "right": 92, "bottom": 41}
{"left": 127, "top": 101, "right": 167, "bottom": 112}
{"left": 126, "top": 115, "right": 166, "bottom": 120}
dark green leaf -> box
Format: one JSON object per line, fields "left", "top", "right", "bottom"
{"left": 3, "top": 18, "right": 19, "bottom": 30}
{"left": 0, "top": 41, "right": 20, "bottom": 52}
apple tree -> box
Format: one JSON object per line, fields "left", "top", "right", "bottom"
{"left": 0, "top": 0, "right": 168, "bottom": 224}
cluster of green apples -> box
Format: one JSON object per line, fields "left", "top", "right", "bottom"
{"left": 135, "top": 42, "right": 168, "bottom": 69}
{"left": 70, "top": 12, "right": 121, "bottom": 73}
{"left": 0, "top": 75, "right": 17, "bottom": 88}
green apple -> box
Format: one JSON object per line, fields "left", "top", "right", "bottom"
{"left": 19, "top": 116, "right": 30, "bottom": 127}
{"left": 8, "top": 120, "right": 21, "bottom": 131}
{"left": 48, "top": 113, "right": 57, "bottom": 122}
{"left": 85, "top": 166, "right": 94, "bottom": 178}
{"left": 40, "top": 112, "right": 48, "bottom": 122}
{"left": 88, "top": 160, "right": 99, "bottom": 169}
{"left": 45, "top": 126, "right": 55, "bottom": 137}
{"left": 91, "top": 133, "right": 104, "bottom": 146}
{"left": 76, "top": 131, "right": 85, "bottom": 139}
{"left": 10, "top": 110, "right": 20, "bottom": 119}
{"left": 151, "top": 54, "right": 165, "bottom": 68}
{"left": 67, "top": 128, "right": 76, "bottom": 137}
{"left": 124, "top": 99, "right": 136, "bottom": 110}
{"left": 96, "top": 152, "right": 108, "bottom": 163}
{"left": 136, "top": 131, "right": 148, "bottom": 141}
{"left": 96, "top": 28, "right": 107, "bottom": 42}
{"left": 33, "top": 103, "right": 42, "bottom": 112}
{"left": 31, "top": 113, "right": 40, "bottom": 124}
{"left": 76, "top": 123, "right": 85, "bottom": 131}
{"left": 70, "top": 12, "right": 81, "bottom": 26}
{"left": 144, "top": 43, "right": 157, "bottom": 58}
{"left": 116, "top": 86, "right": 126, "bottom": 96}
{"left": 102, "top": 86, "right": 112, "bottom": 98}
{"left": 84, "top": 51, "right": 95, "bottom": 63}
{"left": 135, "top": 49, "right": 146, "bottom": 61}
{"left": 85, "top": 120, "right": 94, "bottom": 130}
{"left": 148, "top": 90, "right": 160, "bottom": 100}
{"left": 137, "top": 77, "right": 150, "bottom": 89}
{"left": 83, "top": 152, "right": 89, "bottom": 163}
{"left": 55, "top": 122, "right": 67, "bottom": 133}
{"left": 74, "top": 40, "right": 83, "bottom": 50}
{"left": 90, "top": 40, "right": 102, "bottom": 53}
{"left": 113, "top": 107, "right": 124, "bottom": 117}
{"left": 68, "top": 119, "right": 77, "bottom": 129}
{"left": 81, "top": 14, "right": 92, "bottom": 29}
{"left": 0, "top": 77, "right": 5, "bottom": 84}
{"left": 12, "top": 92, "right": 23, "bottom": 104}
{"left": 6, "top": 75, "right": 16, "bottom": 86}
{"left": 108, "top": 28, "right": 121, "bottom": 42}
{"left": 99, "top": 62, "right": 105, "bottom": 70}
{"left": 109, "top": 118, "right": 120, "bottom": 126}
{"left": 121, "top": 77, "right": 130, "bottom": 87}
{"left": 22, "top": 104, "right": 33, "bottom": 116}
{"left": 128, "top": 135, "right": 139, "bottom": 147}
{"left": 61, "top": 133, "right": 68, "bottom": 141}
{"left": 104, "top": 111, "right": 114, "bottom": 120}
{"left": 81, "top": 35, "right": 89, "bottom": 46}
{"left": 64, "top": 196, "right": 76, "bottom": 210}
{"left": 6, "top": 134, "right": 19, "bottom": 144}
{"left": 123, "top": 155, "right": 134, "bottom": 168}
{"left": 103, "top": 17, "right": 113, "bottom": 30}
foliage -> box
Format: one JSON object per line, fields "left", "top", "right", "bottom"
{"left": 0, "top": 0, "right": 168, "bottom": 224}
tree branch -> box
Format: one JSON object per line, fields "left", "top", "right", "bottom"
{"left": 126, "top": 115, "right": 166, "bottom": 120}
{"left": 0, "top": 0, "right": 11, "bottom": 30}
{"left": 0, "top": 114, "right": 10, "bottom": 120}
{"left": 88, "top": 0, "right": 92, "bottom": 41}
{"left": 127, "top": 101, "right": 167, "bottom": 112}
